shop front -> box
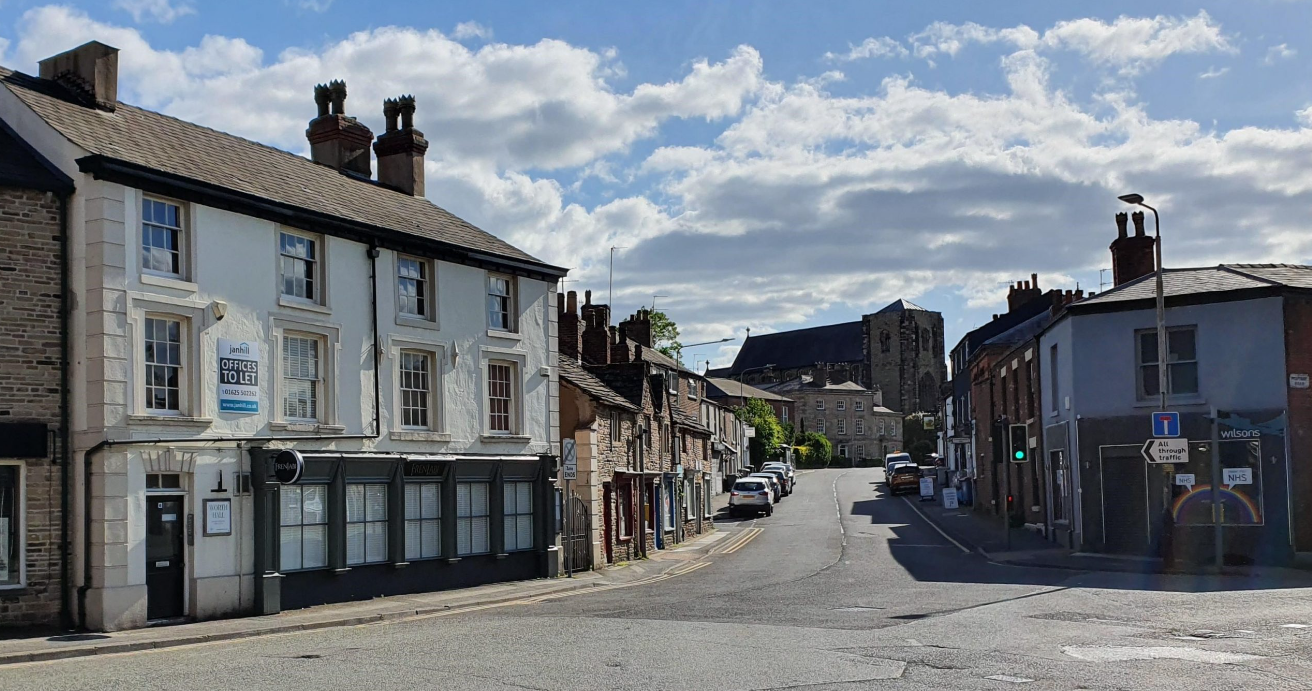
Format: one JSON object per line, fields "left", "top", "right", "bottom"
{"left": 251, "top": 449, "right": 558, "bottom": 614}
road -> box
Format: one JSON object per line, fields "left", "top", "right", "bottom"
{"left": 4, "top": 467, "right": 1311, "bottom": 690}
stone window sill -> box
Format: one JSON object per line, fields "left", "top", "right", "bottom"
{"left": 129, "top": 414, "right": 213, "bottom": 427}
{"left": 140, "top": 273, "right": 198, "bottom": 293}
{"left": 486, "top": 329, "right": 523, "bottom": 341}
{"left": 390, "top": 430, "right": 451, "bottom": 442}
{"left": 270, "top": 422, "right": 347, "bottom": 434}
{"left": 396, "top": 314, "right": 440, "bottom": 331}
{"left": 481, "top": 434, "right": 533, "bottom": 443}
{"left": 278, "top": 296, "right": 332, "bottom": 315}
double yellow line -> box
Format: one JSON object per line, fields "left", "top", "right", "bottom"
{"left": 715, "top": 527, "right": 762, "bottom": 555}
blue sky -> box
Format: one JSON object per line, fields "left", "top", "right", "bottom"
{"left": 2, "top": 0, "right": 1310, "bottom": 367}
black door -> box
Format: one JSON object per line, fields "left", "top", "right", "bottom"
{"left": 146, "top": 497, "right": 185, "bottom": 620}
{"left": 1101, "top": 447, "right": 1149, "bottom": 556}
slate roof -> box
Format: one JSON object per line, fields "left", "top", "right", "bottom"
{"left": 764, "top": 377, "right": 874, "bottom": 395}
{"left": 725, "top": 321, "right": 864, "bottom": 375}
{"left": 0, "top": 123, "right": 71, "bottom": 192}
{"left": 980, "top": 310, "right": 1053, "bottom": 350}
{"left": 703, "top": 377, "right": 790, "bottom": 403}
{"left": 0, "top": 65, "right": 561, "bottom": 274}
{"left": 672, "top": 408, "right": 711, "bottom": 435}
{"left": 558, "top": 355, "right": 639, "bottom": 412}
{"left": 876, "top": 298, "right": 928, "bottom": 313}
{"left": 588, "top": 364, "right": 648, "bottom": 411}
{"left": 1072, "top": 264, "right": 1312, "bottom": 309}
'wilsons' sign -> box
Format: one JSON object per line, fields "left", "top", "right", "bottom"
{"left": 217, "top": 339, "right": 260, "bottom": 414}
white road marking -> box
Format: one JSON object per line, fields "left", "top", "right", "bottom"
{"left": 899, "top": 495, "right": 970, "bottom": 554}
{"left": 985, "top": 675, "right": 1034, "bottom": 684}
{"left": 1061, "top": 646, "right": 1263, "bottom": 664}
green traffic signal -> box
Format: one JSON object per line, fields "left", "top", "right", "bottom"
{"left": 1014, "top": 450, "right": 1025, "bottom": 460}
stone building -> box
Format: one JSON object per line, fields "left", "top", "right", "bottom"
{"left": 716, "top": 299, "right": 947, "bottom": 415}
{"left": 0, "top": 123, "right": 73, "bottom": 627}
{"left": 763, "top": 376, "right": 901, "bottom": 462}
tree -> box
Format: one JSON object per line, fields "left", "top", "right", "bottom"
{"left": 735, "top": 398, "right": 781, "bottom": 463}
{"left": 902, "top": 413, "right": 938, "bottom": 465}
{"left": 796, "top": 431, "right": 831, "bottom": 468}
{"left": 779, "top": 421, "right": 796, "bottom": 447}
{"left": 650, "top": 310, "right": 681, "bottom": 357}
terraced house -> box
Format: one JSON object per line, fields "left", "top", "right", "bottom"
{"left": 0, "top": 41, "right": 567, "bottom": 631}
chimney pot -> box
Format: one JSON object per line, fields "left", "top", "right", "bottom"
{"left": 306, "top": 80, "right": 374, "bottom": 176}
{"left": 39, "top": 41, "right": 119, "bottom": 112}
{"left": 585, "top": 290, "right": 592, "bottom": 306}
{"left": 1111, "top": 212, "right": 1155, "bottom": 286}
{"left": 374, "top": 94, "right": 428, "bottom": 196}
{"left": 1031, "top": 273, "right": 1038, "bottom": 288}
{"left": 566, "top": 290, "right": 578, "bottom": 313}
{"left": 1115, "top": 212, "right": 1129, "bottom": 239}
{"left": 1132, "top": 211, "right": 1146, "bottom": 237}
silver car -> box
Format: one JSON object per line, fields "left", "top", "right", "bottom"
{"left": 762, "top": 462, "right": 796, "bottom": 488}
{"left": 728, "top": 479, "right": 774, "bottom": 517}
{"left": 745, "top": 473, "right": 783, "bottom": 502}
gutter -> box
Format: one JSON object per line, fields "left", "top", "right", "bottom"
{"left": 76, "top": 244, "right": 385, "bottom": 630}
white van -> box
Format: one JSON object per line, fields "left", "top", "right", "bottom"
{"left": 883, "top": 452, "right": 913, "bottom": 485}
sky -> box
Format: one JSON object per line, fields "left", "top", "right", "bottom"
{"left": 2, "top": 0, "right": 1311, "bottom": 369}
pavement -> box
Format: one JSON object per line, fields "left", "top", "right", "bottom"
{"left": 3, "top": 467, "right": 1310, "bottom": 690}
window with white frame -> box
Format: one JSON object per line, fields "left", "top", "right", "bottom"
{"left": 1136, "top": 327, "right": 1198, "bottom": 400}
{"left": 837, "top": 400, "right": 846, "bottom": 411}
{"left": 837, "top": 419, "right": 846, "bottom": 435}
{"left": 0, "top": 465, "right": 21, "bottom": 586}
{"left": 487, "top": 273, "right": 515, "bottom": 331}
{"left": 818, "top": 418, "right": 826, "bottom": 433}
{"left": 815, "top": 399, "right": 825, "bottom": 411}
{"left": 689, "top": 379, "right": 698, "bottom": 399}
{"left": 346, "top": 484, "right": 388, "bottom": 565}
{"left": 397, "top": 255, "right": 432, "bottom": 320}
{"left": 667, "top": 370, "right": 678, "bottom": 395}
{"left": 141, "top": 198, "right": 184, "bottom": 278}
{"left": 279, "top": 485, "right": 328, "bottom": 571}
{"left": 856, "top": 445, "right": 865, "bottom": 459}
{"left": 456, "top": 482, "right": 491, "bottom": 555}
{"left": 879, "top": 418, "right": 885, "bottom": 436}
{"left": 889, "top": 421, "right": 898, "bottom": 438}
{"left": 404, "top": 483, "right": 441, "bottom": 561}
{"left": 398, "top": 350, "right": 433, "bottom": 430}
{"left": 617, "top": 484, "right": 632, "bottom": 539}
{"left": 143, "top": 316, "right": 183, "bottom": 414}
{"left": 487, "top": 361, "right": 516, "bottom": 434}
{"left": 855, "top": 400, "right": 864, "bottom": 412}
{"left": 279, "top": 231, "right": 321, "bottom": 303}
{"left": 282, "top": 334, "right": 322, "bottom": 422}
{"left": 504, "top": 481, "right": 534, "bottom": 551}
{"left": 838, "top": 443, "right": 848, "bottom": 458}
{"left": 856, "top": 418, "right": 865, "bottom": 435}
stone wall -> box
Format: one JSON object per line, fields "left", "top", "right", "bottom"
{"left": 865, "top": 310, "right": 946, "bottom": 415}
{"left": 0, "top": 187, "right": 64, "bottom": 627}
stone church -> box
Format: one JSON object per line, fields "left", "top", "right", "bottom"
{"left": 714, "top": 299, "right": 947, "bottom": 415}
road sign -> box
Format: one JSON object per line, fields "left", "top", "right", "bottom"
{"left": 942, "top": 487, "right": 959, "bottom": 509}
{"left": 561, "top": 439, "right": 578, "bottom": 480}
{"left": 919, "top": 476, "right": 935, "bottom": 500}
{"left": 1152, "top": 412, "right": 1180, "bottom": 438}
{"left": 1142, "top": 438, "right": 1188, "bottom": 464}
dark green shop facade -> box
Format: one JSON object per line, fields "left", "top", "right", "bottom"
{"left": 249, "top": 449, "right": 560, "bottom": 613}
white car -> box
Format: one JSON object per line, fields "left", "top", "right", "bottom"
{"left": 729, "top": 479, "right": 774, "bottom": 517}
{"left": 746, "top": 473, "right": 783, "bottom": 502}
{"left": 762, "top": 462, "right": 796, "bottom": 488}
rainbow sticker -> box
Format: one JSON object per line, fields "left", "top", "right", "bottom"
{"left": 1171, "top": 484, "right": 1262, "bottom": 525}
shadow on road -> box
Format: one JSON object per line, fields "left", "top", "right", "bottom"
{"left": 850, "top": 493, "right": 1312, "bottom": 594}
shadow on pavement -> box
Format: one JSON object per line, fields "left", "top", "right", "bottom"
{"left": 851, "top": 493, "right": 1312, "bottom": 594}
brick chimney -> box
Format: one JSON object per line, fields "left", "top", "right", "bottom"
{"left": 39, "top": 41, "right": 119, "bottom": 111}
{"left": 580, "top": 291, "right": 611, "bottom": 365}
{"left": 611, "top": 326, "right": 633, "bottom": 364}
{"left": 1006, "top": 273, "right": 1042, "bottom": 312}
{"left": 619, "top": 309, "right": 653, "bottom": 349}
{"left": 558, "top": 290, "right": 581, "bottom": 361}
{"left": 373, "top": 95, "right": 429, "bottom": 196}
{"left": 1110, "top": 211, "right": 1155, "bottom": 286}
{"left": 306, "top": 80, "right": 374, "bottom": 176}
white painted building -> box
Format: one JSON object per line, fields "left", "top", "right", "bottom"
{"left": 1, "top": 41, "right": 566, "bottom": 630}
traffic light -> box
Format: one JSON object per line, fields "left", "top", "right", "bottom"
{"left": 1008, "top": 424, "right": 1029, "bottom": 463}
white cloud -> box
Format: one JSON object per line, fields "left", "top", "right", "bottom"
{"left": 295, "top": 0, "right": 332, "bottom": 12}
{"left": 905, "top": 12, "right": 1234, "bottom": 73}
{"left": 0, "top": 37, "right": 9, "bottom": 64}
{"left": 113, "top": 0, "right": 195, "bottom": 24}
{"left": 1198, "top": 66, "right": 1229, "bottom": 79}
{"left": 824, "top": 36, "right": 907, "bottom": 62}
{"left": 1265, "top": 43, "right": 1297, "bottom": 64}
{"left": 452, "top": 21, "right": 491, "bottom": 41}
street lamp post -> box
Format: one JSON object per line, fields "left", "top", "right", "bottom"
{"left": 674, "top": 337, "right": 733, "bottom": 372}
{"left": 1117, "top": 193, "right": 1167, "bottom": 413}
{"left": 735, "top": 364, "right": 776, "bottom": 407}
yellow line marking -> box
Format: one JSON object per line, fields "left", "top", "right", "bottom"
{"left": 720, "top": 527, "right": 762, "bottom": 554}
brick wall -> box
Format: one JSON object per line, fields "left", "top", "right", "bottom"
{"left": 0, "top": 187, "right": 64, "bottom": 627}
{"left": 986, "top": 343, "right": 1046, "bottom": 526}
{"left": 1284, "top": 294, "right": 1312, "bottom": 552}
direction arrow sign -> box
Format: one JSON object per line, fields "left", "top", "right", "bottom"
{"left": 1142, "top": 438, "right": 1188, "bottom": 464}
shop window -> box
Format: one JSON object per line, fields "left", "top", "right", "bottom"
{"left": 280, "top": 485, "right": 328, "bottom": 571}
{"left": 457, "top": 482, "right": 490, "bottom": 555}
{"left": 346, "top": 483, "right": 388, "bottom": 565}
{"left": 0, "top": 466, "right": 20, "bottom": 586}
{"left": 405, "top": 482, "right": 442, "bottom": 561}
{"left": 503, "top": 481, "right": 534, "bottom": 552}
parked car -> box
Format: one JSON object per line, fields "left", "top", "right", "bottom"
{"left": 755, "top": 468, "right": 791, "bottom": 496}
{"left": 728, "top": 479, "right": 774, "bottom": 517}
{"left": 762, "top": 462, "right": 796, "bottom": 488}
{"left": 745, "top": 473, "right": 783, "bottom": 502}
{"left": 883, "top": 452, "right": 913, "bottom": 485}
{"left": 887, "top": 463, "right": 923, "bottom": 495}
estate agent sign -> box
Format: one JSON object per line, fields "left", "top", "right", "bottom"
{"left": 217, "top": 338, "right": 260, "bottom": 414}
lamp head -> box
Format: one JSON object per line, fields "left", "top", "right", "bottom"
{"left": 1117, "top": 193, "right": 1145, "bottom": 205}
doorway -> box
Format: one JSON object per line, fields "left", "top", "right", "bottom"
{"left": 146, "top": 496, "right": 186, "bottom": 620}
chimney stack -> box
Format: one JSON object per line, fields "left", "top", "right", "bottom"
{"left": 39, "top": 41, "right": 119, "bottom": 111}
{"left": 374, "top": 95, "right": 429, "bottom": 196}
{"left": 611, "top": 325, "right": 633, "bottom": 364}
{"left": 619, "top": 309, "right": 653, "bottom": 349}
{"left": 559, "top": 290, "right": 581, "bottom": 361}
{"left": 306, "top": 80, "right": 374, "bottom": 176}
{"left": 1006, "top": 273, "right": 1042, "bottom": 312}
{"left": 1110, "top": 211, "right": 1155, "bottom": 286}
{"left": 580, "top": 291, "right": 612, "bottom": 365}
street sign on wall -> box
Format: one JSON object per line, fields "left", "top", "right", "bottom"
{"left": 1151, "top": 412, "right": 1180, "bottom": 438}
{"left": 561, "top": 439, "right": 578, "bottom": 480}
{"left": 1142, "top": 438, "right": 1188, "bottom": 464}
